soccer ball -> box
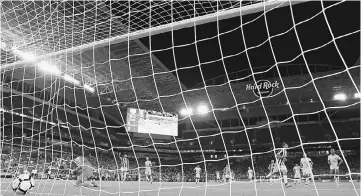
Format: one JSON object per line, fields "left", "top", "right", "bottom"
{"left": 12, "top": 174, "right": 34, "bottom": 194}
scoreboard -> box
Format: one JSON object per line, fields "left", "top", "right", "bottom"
{"left": 126, "top": 108, "right": 178, "bottom": 136}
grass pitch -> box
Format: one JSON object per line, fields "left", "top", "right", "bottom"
{"left": 1, "top": 179, "right": 360, "bottom": 196}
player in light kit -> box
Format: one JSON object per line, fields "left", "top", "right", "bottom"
{"left": 276, "top": 143, "right": 290, "bottom": 187}
{"left": 247, "top": 167, "right": 254, "bottom": 183}
{"left": 215, "top": 171, "right": 221, "bottom": 183}
{"left": 73, "top": 156, "right": 98, "bottom": 187}
{"left": 328, "top": 148, "right": 343, "bottom": 186}
{"left": 120, "top": 154, "right": 129, "bottom": 183}
{"left": 47, "top": 166, "right": 52, "bottom": 179}
{"left": 293, "top": 164, "right": 301, "bottom": 185}
{"left": 266, "top": 160, "right": 276, "bottom": 183}
{"left": 145, "top": 157, "right": 153, "bottom": 183}
{"left": 223, "top": 164, "right": 232, "bottom": 183}
{"left": 300, "top": 153, "right": 313, "bottom": 186}
{"left": 176, "top": 173, "right": 181, "bottom": 182}
{"left": 194, "top": 165, "right": 201, "bottom": 184}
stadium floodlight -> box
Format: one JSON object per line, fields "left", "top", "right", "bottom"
{"left": 197, "top": 104, "right": 209, "bottom": 115}
{"left": 63, "top": 74, "right": 80, "bottom": 85}
{"left": 354, "top": 92, "right": 361, "bottom": 99}
{"left": 180, "top": 108, "right": 193, "bottom": 116}
{"left": 12, "top": 49, "right": 37, "bottom": 62}
{"left": 0, "top": 41, "right": 14, "bottom": 51}
{"left": 37, "top": 61, "right": 61, "bottom": 75}
{"left": 84, "top": 84, "right": 95, "bottom": 93}
{"left": 333, "top": 93, "right": 347, "bottom": 101}
{"left": 0, "top": 41, "right": 7, "bottom": 49}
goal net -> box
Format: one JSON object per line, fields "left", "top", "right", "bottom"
{"left": 1, "top": 1, "right": 360, "bottom": 196}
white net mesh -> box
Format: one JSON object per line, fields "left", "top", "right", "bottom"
{"left": 1, "top": 1, "right": 360, "bottom": 196}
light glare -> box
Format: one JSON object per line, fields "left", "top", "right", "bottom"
{"left": 84, "top": 84, "right": 95, "bottom": 93}
{"left": 63, "top": 74, "right": 80, "bottom": 85}
{"left": 180, "top": 108, "right": 193, "bottom": 116}
{"left": 12, "top": 49, "right": 37, "bottom": 62}
{"left": 37, "top": 61, "right": 61, "bottom": 75}
{"left": 333, "top": 93, "right": 347, "bottom": 101}
{"left": 197, "top": 105, "right": 209, "bottom": 115}
{"left": 354, "top": 92, "right": 361, "bottom": 99}
{"left": 0, "top": 41, "right": 6, "bottom": 49}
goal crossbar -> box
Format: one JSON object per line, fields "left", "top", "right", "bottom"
{"left": 1, "top": 0, "right": 306, "bottom": 72}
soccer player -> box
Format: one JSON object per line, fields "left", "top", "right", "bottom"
{"left": 73, "top": 156, "right": 98, "bottom": 187}
{"left": 215, "top": 171, "right": 221, "bottom": 183}
{"left": 105, "top": 170, "right": 109, "bottom": 181}
{"left": 247, "top": 167, "right": 254, "bottom": 183}
{"left": 266, "top": 160, "right": 276, "bottom": 184}
{"left": 120, "top": 154, "right": 129, "bottom": 183}
{"left": 176, "top": 172, "right": 181, "bottom": 182}
{"left": 300, "top": 153, "right": 313, "bottom": 186}
{"left": 276, "top": 143, "right": 290, "bottom": 187}
{"left": 223, "top": 164, "right": 232, "bottom": 183}
{"left": 93, "top": 169, "right": 99, "bottom": 182}
{"left": 194, "top": 165, "right": 201, "bottom": 184}
{"left": 328, "top": 148, "right": 343, "bottom": 186}
{"left": 31, "top": 168, "right": 38, "bottom": 179}
{"left": 47, "top": 166, "right": 52, "bottom": 179}
{"left": 293, "top": 164, "right": 301, "bottom": 185}
{"left": 145, "top": 157, "right": 153, "bottom": 183}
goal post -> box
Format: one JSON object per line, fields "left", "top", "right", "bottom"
{"left": 0, "top": 1, "right": 360, "bottom": 196}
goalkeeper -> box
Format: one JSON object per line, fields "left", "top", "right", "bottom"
{"left": 73, "top": 156, "right": 98, "bottom": 187}
{"left": 223, "top": 164, "right": 232, "bottom": 183}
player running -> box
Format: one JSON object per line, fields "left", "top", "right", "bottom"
{"left": 73, "top": 156, "right": 98, "bottom": 187}
{"left": 276, "top": 143, "right": 290, "bottom": 187}
{"left": 293, "top": 164, "right": 301, "bottom": 185}
{"left": 328, "top": 148, "right": 343, "bottom": 186}
{"left": 266, "top": 160, "right": 276, "bottom": 183}
{"left": 194, "top": 165, "right": 201, "bottom": 184}
{"left": 247, "top": 167, "right": 254, "bottom": 183}
{"left": 215, "top": 171, "right": 221, "bottom": 183}
{"left": 300, "top": 153, "right": 313, "bottom": 186}
{"left": 120, "top": 154, "right": 129, "bottom": 183}
{"left": 145, "top": 157, "right": 153, "bottom": 183}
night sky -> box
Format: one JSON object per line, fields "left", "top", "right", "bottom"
{"left": 140, "top": 1, "right": 360, "bottom": 88}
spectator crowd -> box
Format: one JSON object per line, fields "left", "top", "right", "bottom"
{"left": 1, "top": 140, "right": 360, "bottom": 182}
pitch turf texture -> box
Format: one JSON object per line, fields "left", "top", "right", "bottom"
{"left": 1, "top": 179, "right": 360, "bottom": 196}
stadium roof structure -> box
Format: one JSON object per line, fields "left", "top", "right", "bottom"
{"left": 0, "top": 1, "right": 188, "bottom": 112}
{"left": 1, "top": 0, "right": 360, "bottom": 142}
{"left": 0, "top": 1, "right": 307, "bottom": 122}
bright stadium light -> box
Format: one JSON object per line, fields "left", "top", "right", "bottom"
{"left": 197, "top": 104, "right": 209, "bottom": 115}
{"left": 0, "top": 41, "right": 14, "bottom": 51}
{"left": 12, "top": 49, "right": 37, "bottom": 62}
{"left": 37, "top": 61, "right": 61, "bottom": 75}
{"left": 333, "top": 93, "right": 347, "bottom": 101}
{"left": 180, "top": 108, "right": 193, "bottom": 116}
{"left": 84, "top": 84, "right": 95, "bottom": 93}
{"left": 63, "top": 74, "right": 80, "bottom": 85}
{"left": 0, "top": 41, "right": 7, "bottom": 49}
{"left": 354, "top": 92, "right": 361, "bottom": 99}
